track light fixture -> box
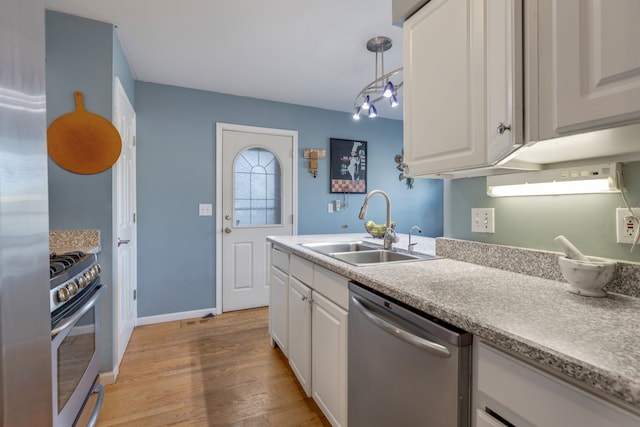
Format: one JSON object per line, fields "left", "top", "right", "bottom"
{"left": 353, "top": 36, "right": 403, "bottom": 120}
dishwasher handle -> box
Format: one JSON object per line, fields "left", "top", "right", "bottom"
{"left": 351, "top": 295, "right": 451, "bottom": 359}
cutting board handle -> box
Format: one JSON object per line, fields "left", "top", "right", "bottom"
{"left": 74, "top": 91, "right": 86, "bottom": 112}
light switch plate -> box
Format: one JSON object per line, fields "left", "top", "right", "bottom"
{"left": 199, "top": 203, "right": 213, "bottom": 216}
{"left": 472, "top": 208, "right": 495, "bottom": 233}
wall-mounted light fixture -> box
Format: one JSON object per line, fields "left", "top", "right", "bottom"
{"left": 303, "top": 148, "right": 326, "bottom": 178}
{"left": 487, "top": 163, "right": 621, "bottom": 197}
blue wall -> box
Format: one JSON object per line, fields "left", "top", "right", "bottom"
{"left": 135, "top": 81, "right": 444, "bottom": 317}
{"left": 46, "top": 11, "right": 135, "bottom": 373}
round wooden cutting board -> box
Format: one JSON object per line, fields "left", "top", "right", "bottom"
{"left": 48, "top": 91, "right": 122, "bottom": 174}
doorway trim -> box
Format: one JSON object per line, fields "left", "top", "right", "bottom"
{"left": 215, "top": 122, "right": 298, "bottom": 313}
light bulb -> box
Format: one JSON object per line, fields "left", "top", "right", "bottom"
{"left": 361, "top": 95, "right": 370, "bottom": 110}
{"left": 383, "top": 81, "right": 394, "bottom": 98}
{"left": 353, "top": 107, "right": 361, "bottom": 120}
{"left": 368, "top": 104, "right": 377, "bottom": 118}
{"left": 390, "top": 94, "right": 398, "bottom": 108}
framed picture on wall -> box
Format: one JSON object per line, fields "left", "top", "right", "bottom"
{"left": 329, "top": 138, "right": 367, "bottom": 194}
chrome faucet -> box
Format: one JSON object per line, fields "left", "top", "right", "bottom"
{"left": 358, "top": 190, "right": 399, "bottom": 250}
{"left": 408, "top": 225, "right": 422, "bottom": 254}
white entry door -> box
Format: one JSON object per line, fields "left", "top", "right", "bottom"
{"left": 113, "top": 77, "right": 137, "bottom": 370}
{"left": 217, "top": 123, "right": 297, "bottom": 312}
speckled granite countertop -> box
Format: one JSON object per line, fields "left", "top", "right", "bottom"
{"left": 50, "top": 230, "right": 101, "bottom": 254}
{"left": 268, "top": 233, "right": 640, "bottom": 412}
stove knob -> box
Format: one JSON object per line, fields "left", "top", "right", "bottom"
{"left": 66, "top": 282, "right": 78, "bottom": 296}
{"left": 95, "top": 264, "right": 102, "bottom": 274}
{"left": 77, "top": 275, "right": 87, "bottom": 289}
{"left": 91, "top": 265, "right": 100, "bottom": 276}
{"left": 84, "top": 271, "right": 93, "bottom": 282}
{"left": 57, "top": 287, "right": 69, "bottom": 302}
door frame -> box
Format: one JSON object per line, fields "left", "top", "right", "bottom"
{"left": 215, "top": 122, "right": 298, "bottom": 313}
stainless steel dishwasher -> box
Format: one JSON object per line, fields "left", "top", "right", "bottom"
{"left": 348, "top": 282, "right": 472, "bottom": 427}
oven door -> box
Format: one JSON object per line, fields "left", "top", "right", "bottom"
{"left": 51, "top": 285, "right": 105, "bottom": 427}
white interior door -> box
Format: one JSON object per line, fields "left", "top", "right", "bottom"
{"left": 217, "top": 123, "right": 297, "bottom": 312}
{"left": 113, "top": 77, "right": 137, "bottom": 370}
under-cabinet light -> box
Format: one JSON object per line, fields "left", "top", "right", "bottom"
{"left": 487, "top": 163, "right": 621, "bottom": 197}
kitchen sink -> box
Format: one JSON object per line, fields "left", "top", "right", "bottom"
{"left": 301, "top": 241, "right": 438, "bottom": 266}
{"left": 301, "top": 241, "right": 379, "bottom": 255}
{"left": 331, "top": 249, "right": 437, "bottom": 265}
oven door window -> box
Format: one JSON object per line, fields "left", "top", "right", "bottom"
{"left": 57, "top": 307, "right": 96, "bottom": 412}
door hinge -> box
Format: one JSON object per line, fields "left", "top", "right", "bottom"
{"left": 133, "top": 289, "right": 137, "bottom": 300}
{"left": 290, "top": 214, "right": 294, "bottom": 224}
{"left": 132, "top": 135, "right": 136, "bottom": 147}
{"left": 133, "top": 212, "right": 136, "bottom": 223}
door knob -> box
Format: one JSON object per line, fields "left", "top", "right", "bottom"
{"left": 496, "top": 122, "right": 512, "bottom": 135}
{"left": 225, "top": 214, "right": 232, "bottom": 220}
{"left": 224, "top": 227, "right": 232, "bottom": 233}
{"left": 117, "top": 238, "right": 130, "bottom": 247}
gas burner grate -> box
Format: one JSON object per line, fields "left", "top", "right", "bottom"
{"left": 49, "top": 251, "right": 86, "bottom": 279}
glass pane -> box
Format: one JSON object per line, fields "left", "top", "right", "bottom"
{"left": 234, "top": 148, "right": 282, "bottom": 226}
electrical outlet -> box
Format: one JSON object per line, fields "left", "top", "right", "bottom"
{"left": 472, "top": 208, "right": 495, "bottom": 233}
{"left": 616, "top": 207, "right": 640, "bottom": 244}
{"left": 327, "top": 203, "right": 334, "bottom": 213}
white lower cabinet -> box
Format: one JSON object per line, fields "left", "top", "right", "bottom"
{"left": 474, "top": 341, "right": 640, "bottom": 427}
{"left": 311, "top": 291, "right": 348, "bottom": 427}
{"left": 269, "top": 247, "right": 289, "bottom": 356}
{"left": 271, "top": 252, "right": 348, "bottom": 427}
{"left": 288, "top": 277, "right": 312, "bottom": 396}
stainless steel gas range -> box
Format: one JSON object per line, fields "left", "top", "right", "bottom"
{"left": 50, "top": 251, "right": 106, "bottom": 427}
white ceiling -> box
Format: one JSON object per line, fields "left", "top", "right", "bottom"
{"left": 45, "top": 0, "right": 405, "bottom": 120}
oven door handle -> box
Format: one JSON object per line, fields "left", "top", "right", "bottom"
{"left": 351, "top": 295, "right": 451, "bottom": 358}
{"left": 51, "top": 285, "right": 105, "bottom": 337}
{"left": 87, "top": 383, "right": 105, "bottom": 427}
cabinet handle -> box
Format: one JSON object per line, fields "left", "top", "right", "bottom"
{"left": 301, "top": 296, "right": 308, "bottom": 302}
{"left": 496, "top": 122, "right": 511, "bottom": 135}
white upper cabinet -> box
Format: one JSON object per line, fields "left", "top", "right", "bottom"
{"left": 403, "top": 0, "right": 523, "bottom": 176}
{"left": 535, "top": 0, "right": 640, "bottom": 139}
{"left": 401, "top": 0, "right": 640, "bottom": 177}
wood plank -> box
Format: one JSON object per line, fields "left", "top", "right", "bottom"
{"left": 96, "top": 308, "right": 330, "bottom": 426}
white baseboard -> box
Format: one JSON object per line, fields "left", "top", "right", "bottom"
{"left": 99, "top": 368, "right": 117, "bottom": 385}
{"left": 136, "top": 307, "right": 219, "bottom": 326}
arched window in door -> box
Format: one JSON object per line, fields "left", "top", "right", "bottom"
{"left": 233, "top": 147, "right": 282, "bottom": 226}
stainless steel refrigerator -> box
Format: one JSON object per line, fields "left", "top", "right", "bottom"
{"left": 0, "top": 0, "right": 52, "bottom": 425}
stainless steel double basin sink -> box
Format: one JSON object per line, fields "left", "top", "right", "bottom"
{"left": 301, "top": 241, "right": 438, "bottom": 266}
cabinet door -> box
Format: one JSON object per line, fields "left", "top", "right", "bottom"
{"left": 403, "top": 0, "right": 521, "bottom": 175}
{"left": 312, "top": 292, "right": 348, "bottom": 427}
{"left": 269, "top": 266, "right": 288, "bottom": 355}
{"left": 288, "top": 277, "right": 312, "bottom": 396}
{"left": 538, "top": 0, "right": 640, "bottom": 137}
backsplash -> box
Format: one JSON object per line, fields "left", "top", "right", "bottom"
{"left": 436, "top": 238, "right": 640, "bottom": 298}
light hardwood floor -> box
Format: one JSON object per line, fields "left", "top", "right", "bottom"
{"left": 96, "top": 307, "right": 330, "bottom": 426}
